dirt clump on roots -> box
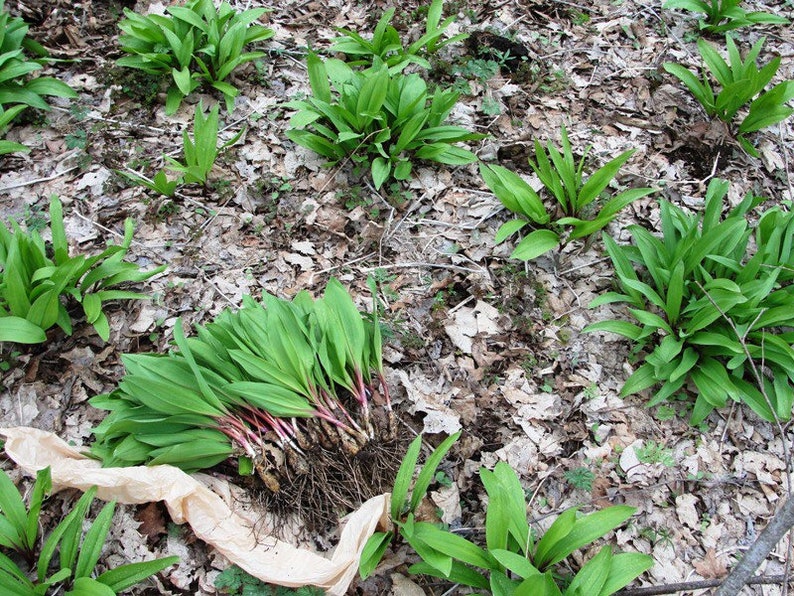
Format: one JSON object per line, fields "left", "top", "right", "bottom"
{"left": 232, "top": 403, "right": 408, "bottom": 538}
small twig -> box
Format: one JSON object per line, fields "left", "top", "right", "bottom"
{"left": 51, "top": 106, "right": 170, "bottom": 135}
{"left": 196, "top": 266, "right": 237, "bottom": 308}
{"left": 556, "top": 255, "right": 612, "bottom": 276}
{"left": 311, "top": 252, "right": 378, "bottom": 280}
{"left": 699, "top": 151, "right": 721, "bottom": 185}
{"left": 0, "top": 165, "right": 79, "bottom": 192}
{"left": 358, "top": 261, "right": 486, "bottom": 275}
{"left": 618, "top": 574, "right": 794, "bottom": 596}
{"left": 72, "top": 210, "right": 131, "bottom": 243}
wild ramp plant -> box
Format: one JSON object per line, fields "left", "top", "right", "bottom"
{"left": 89, "top": 278, "right": 391, "bottom": 475}
{"left": 585, "top": 179, "right": 794, "bottom": 425}
{"left": 0, "top": 196, "right": 166, "bottom": 345}
{"left": 0, "top": 0, "right": 76, "bottom": 153}
{"left": 361, "top": 434, "right": 652, "bottom": 595}
{"left": 330, "top": 0, "right": 468, "bottom": 71}
{"left": 0, "top": 1, "right": 76, "bottom": 111}
{"left": 286, "top": 53, "right": 485, "bottom": 190}
{"left": 662, "top": 0, "right": 788, "bottom": 33}
{"left": 116, "top": 0, "right": 273, "bottom": 114}
{"left": 663, "top": 36, "right": 794, "bottom": 156}
{"left": 166, "top": 100, "right": 244, "bottom": 186}
{"left": 0, "top": 466, "right": 178, "bottom": 595}
{"left": 481, "top": 127, "right": 655, "bottom": 261}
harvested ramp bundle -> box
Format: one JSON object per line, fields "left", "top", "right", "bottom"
{"left": 90, "top": 278, "right": 401, "bottom": 530}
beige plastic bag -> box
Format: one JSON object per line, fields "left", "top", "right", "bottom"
{"left": 1, "top": 426, "right": 389, "bottom": 595}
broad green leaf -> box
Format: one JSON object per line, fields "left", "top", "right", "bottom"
{"left": 515, "top": 572, "right": 563, "bottom": 596}
{"left": 577, "top": 149, "right": 634, "bottom": 208}
{"left": 65, "top": 576, "right": 116, "bottom": 596}
{"left": 413, "top": 521, "right": 494, "bottom": 569}
{"left": 627, "top": 308, "right": 673, "bottom": 334}
{"left": 50, "top": 487, "right": 97, "bottom": 580}
{"left": 482, "top": 462, "right": 531, "bottom": 554}
{"left": 480, "top": 164, "right": 549, "bottom": 224}
{"left": 307, "top": 51, "right": 331, "bottom": 103}
{"left": 74, "top": 501, "right": 116, "bottom": 579}
{"left": 539, "top": 506, "right": 635, "bottom": 568}
{"left": 0, "top": 553, "right": 35, "bottom": 594}
{"left": 48, "top": 196, "right": 69, "bottom": 264}
{"left": 664, "top": 63, "right": 714, "bottom": 114}
{"left": 23, "top": 468, "right": 51, "bottom": 553}
{"left": 511, "top": 229, "right": 560, "bottom": 261}
{"left": 691, "top": 357, "right": 733, "bottom": 408}
{"left": 147, "top": 437, "right": 233, "bottom": 469}
{"left": 534, "top": 508, "right": 578, "bottom": 569}
{"left": 0, "top": 316, "right": 47, "bottom": 343}
{"left": 491, "top": 570, "right": 520, "bottom": 596}
{"left": 598, "top": 552, "right": 654, "bottom": 595}
{"left": 492, "top": 549, "right": 542, "bottom": 579}
{"left": 564, "top": 545, "right": 611, "bottom": 596}
{"left": 371, "top": 157, "right": 390, "bottom": 189}
{"left": 669, "top": 347, "right": 699, "bottom": 382}
{"left": 224, "top": 382, "right": 314, "bottom": 417}
{"left": 620, "top": 363, "right": 658, "bottom": 397}
{"left": 96, "top": 556, "right": 179, "bottom": 592}
{"left": 665, "top": 260, "right": 686, "bottom": 326}
{"left": 402, "top": 531, "right": 453, "bottom": 576}
{"left": 495, "top": 219, "right": 528, "bottom": 244}
{"left": 0, "top": 469, "right": 27, "bottom": 547}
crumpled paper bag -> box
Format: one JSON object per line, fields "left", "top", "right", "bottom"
{"left": 1, "top": 427, "right": 390, "bottom": 595}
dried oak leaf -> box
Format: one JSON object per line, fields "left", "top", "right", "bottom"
{"left": 135, "top": 501, "right": 167, "bottom": 543}
{"left": 693, "top": 548, "right": 728, "bottom": 579}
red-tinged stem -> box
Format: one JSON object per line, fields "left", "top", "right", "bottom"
{"left": 236, "top": 408, "right": 268, "bottom": 434}
{"left": 226, "top": 414, "right": 264, "bottom": 450}
{"left": 378, "top": 371, "right": 392, "bottom": 410}
{"left": 353, "top": 366, "right": 373, "bottom": 437}
{"left": 218, "top": 421, "right": 257, "bottom": 459}
{"left": 354, "top": 367, "right": 368, "bottom": 407}
{"left": 263, "top": 412, "right": 305, "bottom": 454}
{"left": 320, "top": 386, "right": 364, "bottom": 434}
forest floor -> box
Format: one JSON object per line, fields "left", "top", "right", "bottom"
{"left": 1, "top": 0, "right": 794, "bottom": 594}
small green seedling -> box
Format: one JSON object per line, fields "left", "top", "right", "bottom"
{"left": 331, "top": 0, "right": 467, "bottom": 71}
{"left": 166, "top": 101, "right": 244, "bottom": 186}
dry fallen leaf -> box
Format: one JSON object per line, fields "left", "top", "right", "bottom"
{"left": 675, "top": 493, "right": 700, "bottom": 530}
{"left": 693, "top": 548, "right": 728, "bottom": 579}
{"left": 135, "top": 501, "right": 168, "bottom": 543}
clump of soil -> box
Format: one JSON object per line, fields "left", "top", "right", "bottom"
{"left": 231, "top": 404, "right": 408, "bottom": 537}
